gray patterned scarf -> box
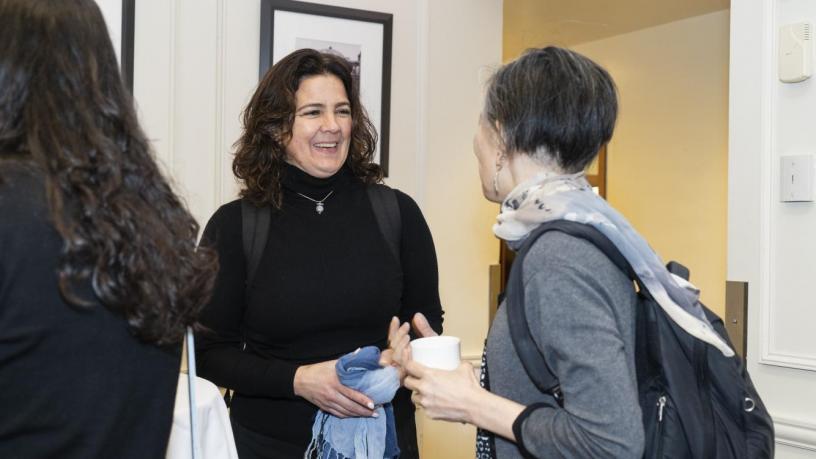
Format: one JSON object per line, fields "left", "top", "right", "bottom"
{"left": 493, "top": 171, "right": 734, "bottom": 357}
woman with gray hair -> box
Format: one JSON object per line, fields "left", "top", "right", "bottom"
{"left": 387, "top": 46, "right": 721, "bottom": 457}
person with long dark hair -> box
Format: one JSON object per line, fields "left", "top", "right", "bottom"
{"left": 0, "top": 0, "right": 217, "bottom": 457}
{"left": 196, "top": 48, "right": 443, "bottom": 458}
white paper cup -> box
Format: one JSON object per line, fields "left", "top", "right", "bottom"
{"left": 410, "top": 336, "right": 461, "bottom": 370}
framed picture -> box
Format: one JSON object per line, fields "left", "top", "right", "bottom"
{"left": 94, "top": 0, "right": 135, "bottom": 92}
{"left": 121, "top": 0, "right": 135, "bottom": 92}
{"left": 260, "top": 0, "right": 393, "bottom": 175}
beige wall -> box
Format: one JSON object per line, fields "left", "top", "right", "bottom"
{"left": 419, "top": 8, "right": 730, "bottom": 457}
{"left": 419, "top": 2, "right": 503, "bottom": 456}
{"left": 424, "top": 0, "right": 503, "bottom": 361}
{"left": 577, "top": 11, "right": 730, "bottom": 314}
{"left": 504, "top": 10, "right": 730, "bottom": 315}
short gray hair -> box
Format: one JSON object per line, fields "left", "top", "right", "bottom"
{"left": 483, "top": 46, "right": 618, "bottom": 173}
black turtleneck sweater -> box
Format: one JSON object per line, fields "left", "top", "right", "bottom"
{"left": 196, "top": 164, "right": 443, "bottom": 455}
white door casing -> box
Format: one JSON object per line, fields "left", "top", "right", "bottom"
{"left": 729, "top": 0, "right": 816, "bottom": 455}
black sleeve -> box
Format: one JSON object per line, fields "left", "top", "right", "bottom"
{"left": 195, "top": 202, "right": 299, "bottom": 398}
{"left": 394, "top": 191, "right": 444, "bottom": 334}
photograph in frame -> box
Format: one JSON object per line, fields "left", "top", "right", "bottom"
{"left": 93, "top": 0, "right": 135, "bottom": 92}
{"left": 260, "top": 0, "right": 393, "bottom": 175}
{"left": 121, "top": 0, "right": 134, "bottom": 92}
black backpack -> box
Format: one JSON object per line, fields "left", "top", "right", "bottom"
{"left": 506, "top": 220, "right": 774, "bottom": 458}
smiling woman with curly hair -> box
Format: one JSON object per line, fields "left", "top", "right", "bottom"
{"left": 0, "top": 0, "right": 217, "bottom": 457}
{"left": 196, "top": 49, "right": 443, "bottom": 458}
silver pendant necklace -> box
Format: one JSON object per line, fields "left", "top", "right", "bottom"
{"left": 296, "top": 190, "right": 334, "bottom": 215}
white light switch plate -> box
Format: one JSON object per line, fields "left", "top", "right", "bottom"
{"left": 780, "top": 154, "right": 814, "bottom": 202}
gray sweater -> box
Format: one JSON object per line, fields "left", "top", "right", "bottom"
{"left": 487, "top": 232, "right": 645, "bottom": 458}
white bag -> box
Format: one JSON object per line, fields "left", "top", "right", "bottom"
{"left": 165, "top": 328, "right": 238, "bottom": 459}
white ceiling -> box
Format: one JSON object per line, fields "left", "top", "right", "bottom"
{"left": 504, "top": 0, "right": 730, "bottom": 48}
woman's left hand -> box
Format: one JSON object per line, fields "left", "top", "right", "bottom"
{"left": 403, "top": 357, "right": 483, "bottom": 423}
{"left": 379, "top": 313, "right": 437, "bottom": 378}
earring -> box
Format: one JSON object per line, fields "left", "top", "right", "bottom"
{"left": 492, "top": 154, "right": 504, "bottom": 197}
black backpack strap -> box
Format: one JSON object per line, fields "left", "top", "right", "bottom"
{"left": 241, "top": 198, "right": 271, "bottom": 289}
{"left": 367, "top": 184, "right": 401, "bottom": 265}
{"left": 231, "top": 199, "right": 271, "bottom": 408}
{"left": 507, "top": 220, "right": 638, "bottom": 404}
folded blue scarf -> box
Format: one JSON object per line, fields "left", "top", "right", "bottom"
{"left": 305, "top": 346, "right": 401, "bottom": 459}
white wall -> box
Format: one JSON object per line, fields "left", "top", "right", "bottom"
{"left": 131, "top": 1, "right": 502, "bottom": 457}
{"left": 730, "top": 0, "right": 816, "bottom": 455}
{"left": 94, "top": 0, "right": 123, "bottom": 63}
{"left": 571, "top": 11, "right": 731, "bottom": 316}
{"left": 134, "top": 0, "right": 253, "bottom": 225}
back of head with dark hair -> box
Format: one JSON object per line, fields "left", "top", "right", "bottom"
{"left": 0, "top": 0, "right": 217, "bottom": 345}
{"left": 233, "top": 48, "right": 381, "bottom": 208}
{"left": 483, "top": 46, "right": 618, "bottom": 173}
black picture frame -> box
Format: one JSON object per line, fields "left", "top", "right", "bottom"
{"left": 121, "top": 0, "right": 135, "bottom": 92}
{"left": 259, "top": 0, "right": 393, "bottom": 175}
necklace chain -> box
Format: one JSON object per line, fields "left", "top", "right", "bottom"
{"left": 296, "top": 190, "right": 334, "bottom": 215}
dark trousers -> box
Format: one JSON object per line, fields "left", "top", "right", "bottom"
{"left": 231, "top": 417, "right": 305, "bottom": 459}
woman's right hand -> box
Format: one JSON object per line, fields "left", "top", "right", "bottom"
{"left": 293, "top": 360, "right": 376, "bottom": 418}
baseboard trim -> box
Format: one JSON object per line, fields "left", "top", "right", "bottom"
{"left": 776, "top": 417, "right": 816, "bottom": 452}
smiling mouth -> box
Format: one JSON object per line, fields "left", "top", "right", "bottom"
{"left": 313, "top": 142, "right": 339, "bottom": 150}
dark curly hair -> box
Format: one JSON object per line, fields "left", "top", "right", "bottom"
{"left": 0, "top": 0, "right": 217, "bottom": 345}
{"left": 233, "top": 48, "right": 382, "bottom": 208}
